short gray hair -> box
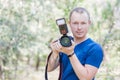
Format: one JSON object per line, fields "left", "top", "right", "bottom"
{"left": 69, "top": 7, "right": 90, "bottom": 21}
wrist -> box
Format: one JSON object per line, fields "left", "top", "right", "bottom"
{"left": 68, "top": 52, "right": 74, "bottom": 58}
{"left": 52, "top": 51, "right": 59, "bottom": 57}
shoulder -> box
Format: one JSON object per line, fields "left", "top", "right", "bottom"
{"left": 88, "top": 40, "right": 104, "bottom": 60}
{"left": 83, "top": 38, "right": 104, "bottom": 58}
{"left": 86, "top": 38, "right": 103, "bottom": 51}
{"left": 85, "top": 39, "right": 104, "bottom": 68}
{"left": 89, "top": 40, "right": 103, "bottom": 53}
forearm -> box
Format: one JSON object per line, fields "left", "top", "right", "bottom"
{"left": 47, "top": 52, "right": 59, "bottom": 72}
{"left": 69, "top": 54, "right": 93, "bottom": 80}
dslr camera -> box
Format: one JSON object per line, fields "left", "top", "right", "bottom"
{"left": 56, "top": 18, "right": 72, "bottom": 47}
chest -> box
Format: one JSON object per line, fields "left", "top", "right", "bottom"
{"left": 74, "top": 45, "right": 91, "bottom": 65}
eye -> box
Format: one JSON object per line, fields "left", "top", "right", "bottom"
{"left": 73, "top": 22, "right": 79, "bottom": 25}
{"left": 81, "top": 22, "right": 86, "bottom": 25}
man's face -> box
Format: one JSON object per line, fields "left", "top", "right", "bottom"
{"left": 69, "top": 11, "right": 91, "bottom": 39}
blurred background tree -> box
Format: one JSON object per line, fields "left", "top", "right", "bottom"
{"left": 0, "top": 0, "right": 120, "bottom": 80}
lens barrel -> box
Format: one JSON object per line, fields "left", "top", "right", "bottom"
{"left": 60, "top": 35, "right": 72, "bottom": 47}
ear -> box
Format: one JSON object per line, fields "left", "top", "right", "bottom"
{"left": 68, "top": 20, "right": 70, "bottom": 24}
{"left": 68, "top": 20, "right": 71, "bottom": 27}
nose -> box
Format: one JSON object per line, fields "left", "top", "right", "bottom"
{"left": 77, "top": 24, "right": 82, "bottom": 29}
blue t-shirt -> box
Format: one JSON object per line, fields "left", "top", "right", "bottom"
{"left": 59, "top": 38, "right": 103, "bottom": 80}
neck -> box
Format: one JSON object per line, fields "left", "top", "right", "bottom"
{"left": 74, "top": 36, "right": 88, "bottom": 45}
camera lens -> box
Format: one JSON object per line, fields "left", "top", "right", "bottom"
{"left": 60, "top": 36, "right": 72, "bottom": 47}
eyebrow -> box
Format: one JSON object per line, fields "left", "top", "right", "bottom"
{"left": 81, "top": 21, "right": 87, "bottom": 24}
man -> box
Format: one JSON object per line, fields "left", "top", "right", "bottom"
{"left": 47, "top": 7, "right": 103, "bottom": 80}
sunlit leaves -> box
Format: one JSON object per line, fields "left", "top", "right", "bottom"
{"left": 0, "top": 0, "right": 120, "bottom": 79}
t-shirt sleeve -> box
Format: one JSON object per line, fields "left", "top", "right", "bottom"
{"left": 85, "top": 44, "right": 104, "bottom": 68}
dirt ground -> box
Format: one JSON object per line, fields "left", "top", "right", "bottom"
{"left": 15, "top": 66, "right": 59, "bottom": 80}
{"left": 15, "top": 66, "right": 120, "bottom": 80}
{"left": 2, "top": 63, "right": 118, "bottom": 80}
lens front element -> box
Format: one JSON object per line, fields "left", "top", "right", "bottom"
{"left": 60, "top": 36, "right": 72, "bottom": 47}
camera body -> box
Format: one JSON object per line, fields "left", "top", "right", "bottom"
{"left": 56, "top": 18, "right": 72, "bottom": 47}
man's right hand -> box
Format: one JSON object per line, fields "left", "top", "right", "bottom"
{"left": 47, "top": 40, "right": 62, "bottom": 72}
{"left": 50, "top": 40, "right": 62, "bottom": 56}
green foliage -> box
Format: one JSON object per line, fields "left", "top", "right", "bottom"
{"left": 0, "top": 0, "right": 120, "bottom": 80}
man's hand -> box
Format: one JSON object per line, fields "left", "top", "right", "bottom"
{"left": 47, "top": 40, "right": 62, "bottom": 72}
{"left": 60, "top": 41, "right": 75, "bottom": 56}
{"left": 50, "top": 40, "right": 75, "bottom": 56}
{"left": 50, "top": 40, "right": 62, "bottom": 56}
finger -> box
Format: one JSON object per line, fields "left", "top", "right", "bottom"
{"left": 51, "top": 39, "right": 58, "bottom": 44}
{"left": 50, "top": 42, "right": 57, "bottom": 50}
{"left": 58, "top": 40, "right": 62, "bottom": 48}
{"left": 50, "top": 39, "right": 58, "bottom": 47}
{"left": 55, "top": 41, "right": 62, "bottom": 51}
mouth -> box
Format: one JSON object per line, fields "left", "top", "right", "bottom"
{"left": 76, "top": 31, "right": 83, "bottom": 34}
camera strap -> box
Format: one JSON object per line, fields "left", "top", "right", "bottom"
{"left": 45, "top": 51, "right": 62, "bottom": 80}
